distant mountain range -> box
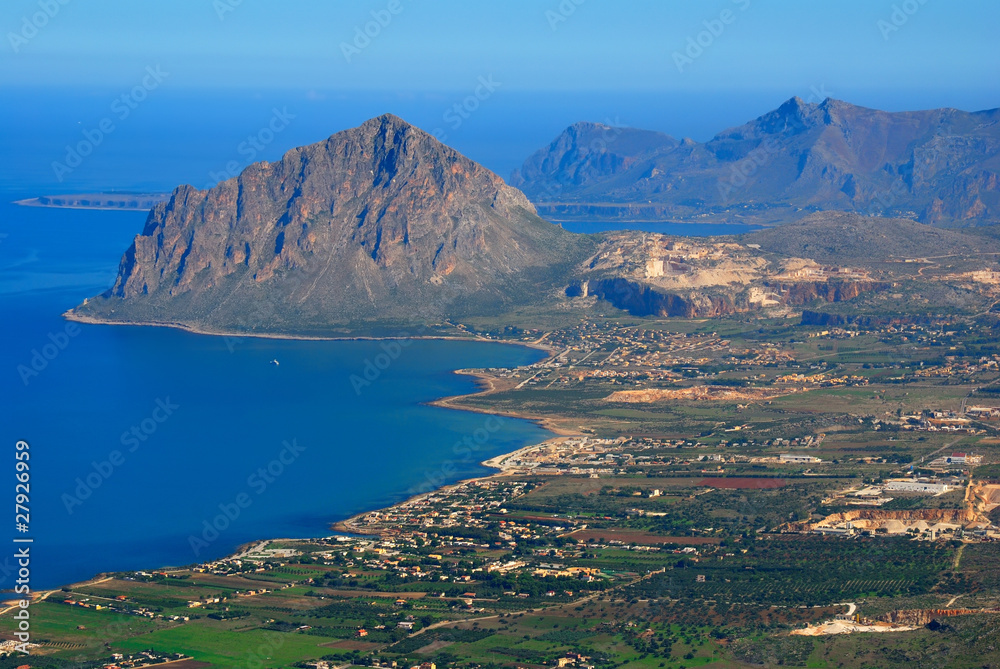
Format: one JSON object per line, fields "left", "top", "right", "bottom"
{"left": 511, "top": 97, "right": 1000, "bottom": 226}
{"left": 70, "top": 110, "right": 1000, "bottom": 335}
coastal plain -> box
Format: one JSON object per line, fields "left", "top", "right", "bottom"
{"left": 6, "top": 305, "right": 1000, "bottom": 668}
{"left": 9, "top": 102, "right": 1000, "bottom": 668}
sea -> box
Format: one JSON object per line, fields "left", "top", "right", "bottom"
{"left": 1, "top": 88, "right": 760, "bottom": 589}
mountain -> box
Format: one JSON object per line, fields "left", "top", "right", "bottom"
{"left": 510, "top": 122, "right": 680, "bottom": 197}
{"left": 71, "top": 114, "right": 592, "bottom": 334}
{"left": 70, "top": 112, "right": 1000, "bottom": 335}
{"left": 564, "top": 210, "right": 1000, "bottom": 320}
{"left": 512, "top": 98, "right": 1000, "bottom": 226}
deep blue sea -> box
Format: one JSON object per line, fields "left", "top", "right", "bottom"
{"left": 0, "top": 192, "right": 555, "bottom": 589}
{"left": 0, "top": 89, "right": 757, "bottom": 589}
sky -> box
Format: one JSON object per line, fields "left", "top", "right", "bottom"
{"left": 2, "top": 0, "right": 998, "bottom": 104}
{"left": 2, "top": 0, "right": 999, "bottom": 189}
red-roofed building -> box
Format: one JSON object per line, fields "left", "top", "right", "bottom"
{"left": 948, "top": 453, "right": 983, "bottom": 464}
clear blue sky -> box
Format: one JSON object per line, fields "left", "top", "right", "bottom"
{"left": 2, "top": 0, "right": 998, "bottom": 109}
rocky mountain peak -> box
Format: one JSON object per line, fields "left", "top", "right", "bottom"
{"left": 73, "top": 115, "right": 588, "bottom": 331}
{"left": 514, "top": 97, "right": 1000, "bottom": 226}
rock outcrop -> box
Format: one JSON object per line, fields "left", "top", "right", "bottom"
{"left": 72, "top": 114, "right": 592, "bottom": 332}
{"left": 69, "top": 115, "right": 999, "bottom": 334}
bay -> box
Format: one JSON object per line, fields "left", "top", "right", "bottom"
{"left": 0, "top": 196, "right": 551, "bottom": 590}
{"left": 0, "top": 89, "right": 758, "bottom": 590}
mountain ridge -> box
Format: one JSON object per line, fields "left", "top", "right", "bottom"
{"left": 513, "top": 97, "right": 1000, "bottom": 226}
{"left": 72, "top": 114, "right": 592, "bottom": 332}
{"left": 70, "top": 110, "right": 1000, "bottom": 335}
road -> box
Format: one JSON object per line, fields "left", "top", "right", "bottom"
{"left": 403, "top": 565, "right": 666, "bottom": 642}
{"left": 515, "top": 370, "right": 543, "bottom": 389}
{"left": 0, "top": 576, "right": 114, "bottom": 615}
{"left": 921, "top": 438, "right": 962, "bottom": 464}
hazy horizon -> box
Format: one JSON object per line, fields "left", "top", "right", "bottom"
{"left": 5, "top": 0, "right": 998, "bottom": 193}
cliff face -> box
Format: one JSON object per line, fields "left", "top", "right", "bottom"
{"left": 569, "top": 278, "right": 885, "bottom": 319}
{"left": 75, "top": 114, "right": 590, "bottom": 331}
{"left": 881, "top": 609, "right": 987, "bottom": 626}
{"left": 514, "top": 98, "right": 1000, "bottom": 226}
{"left": 579, "top": 278, "right": 734, "bottom": 318}
{"left": 766, "top": 280, "right": 890, "bottom": 305}
{"left": 563, "top": 225, "right": 894, "bottom": 319}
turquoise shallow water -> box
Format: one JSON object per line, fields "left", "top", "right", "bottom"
{"left": 0, "top": 195, "right": 553, "bottom": 590}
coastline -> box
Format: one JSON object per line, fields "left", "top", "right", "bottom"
{"left": 14, "top": 195, "right": 167, "bottom": 212}
{"left": 334, "top": 366, "right": 583, "bottom": 536}
{"left": 331, "top": 434, "right": 575, "bottom": 536}
{"left": 428, "top": 368, "right": 578, "bottom": 437}
{"left": 333, "top": 388, "right": 581, "bottom": 536}
{"left": 50, "top": 313, "right": 568, "bottom": 590}
{"left": 14, "top": 200, "right": 156, "bottom": 212}
{"left": 63, "top": 309, "right": 558, "bottom": 354}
